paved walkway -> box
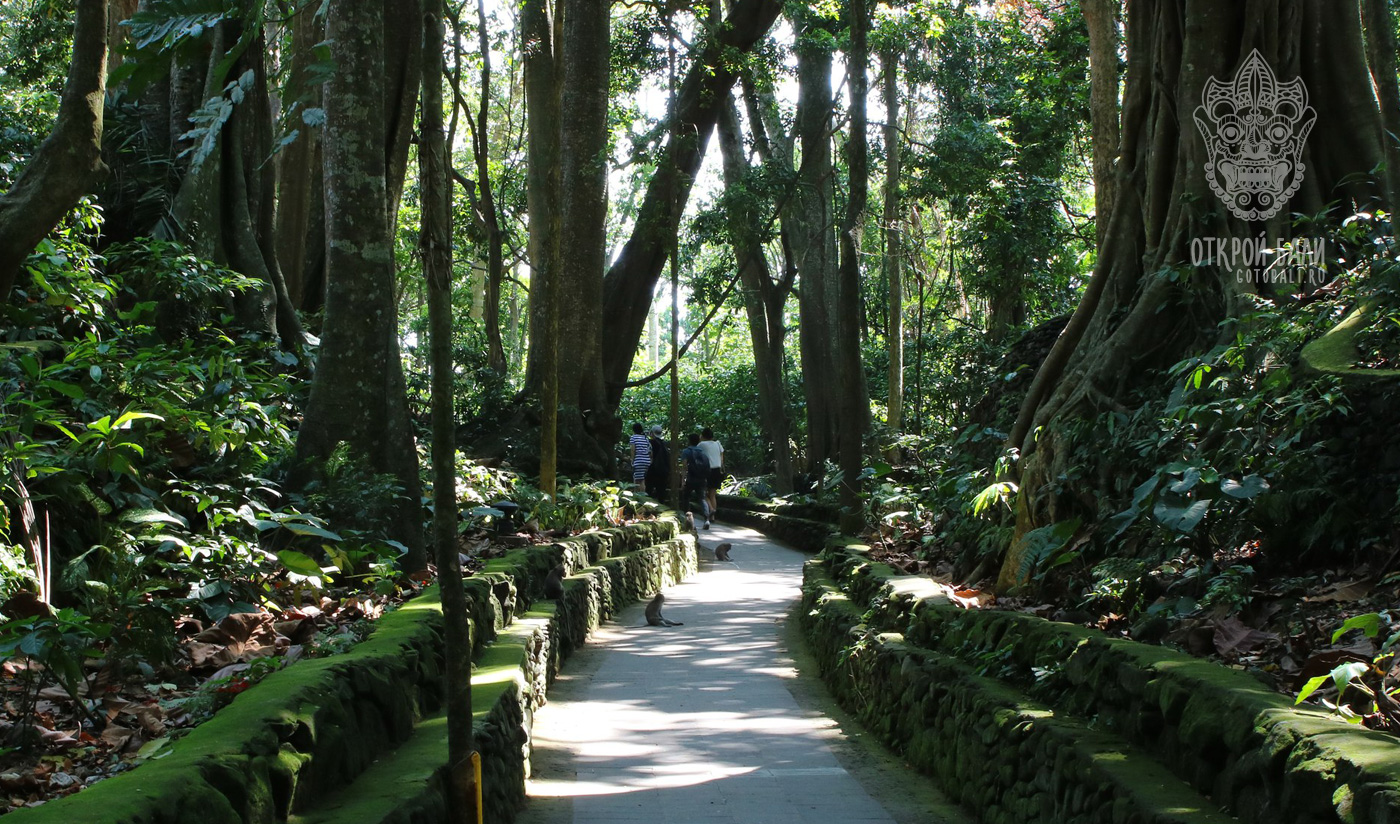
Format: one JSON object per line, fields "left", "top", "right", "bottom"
{"left": 514, "top": 522, "right": 966, "bottom": 824}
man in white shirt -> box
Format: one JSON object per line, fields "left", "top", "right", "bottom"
{"left": 698, "top": 428, "right": 724, "bottom": 523}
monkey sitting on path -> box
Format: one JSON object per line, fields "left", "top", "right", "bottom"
{"left": 645, "top": 593, "right": 683, "bottom": 626}
{"left": 543, "top": 563, "right": 565, "bottom": 600}
{"left": 713, "top": 542, "right": 733, "bottom": 562}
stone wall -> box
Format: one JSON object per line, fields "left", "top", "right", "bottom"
{"left": 802, "top": 541, "right": 1400, "bottom": 824}
{"left": 9, "top": 516, "right": 695, "bottom": 824}
{"left": 715, "top": 494, "right": 836, "bottom": 552}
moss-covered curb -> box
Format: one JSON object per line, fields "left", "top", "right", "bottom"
{"left": 714, "top": 494, "right": 836, "bottom": 553}
{"left": 804, "top": 540, "right": 1400, "bottom": 824}
{"left": 10, "top": 516, "right": 694, "bottom": 824}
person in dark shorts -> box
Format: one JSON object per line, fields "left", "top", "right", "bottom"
{"left": 681, "top": 433, "right": 711, "bottom": 527}
{"left": 698, "top": 428, "right": 724, "bottom": 521}
{"left": 644, "top": 424, "right": 669, "bottom": 500}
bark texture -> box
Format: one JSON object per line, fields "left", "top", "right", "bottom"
{"left": 836, "top": 0, "right": 870, "bottom": 529}
{"left": 1081, "top": 0, "right": 1122, "bottom": 252}
{"left": 791, "top": 9, "right": 840, "bottom": 469}
{"left": 297, "top": 0, "right": 425, "bottom": 569}
{"left": 473, "top": 0, "right": 507, "bottom": 374}
{"left": 523, "top": 0, "right": 562, "bottom": 493}
{"left": 0, "top": 0, "right": 109, "bottom": 298}
{"left": 421, "top": 3, "right": 476, "bottom": 812}
{"left": 882, "top": 47, "right": 904, "bottom": 450}
{"left": 999, "top": 0, "right": 1387, "bottom": 591}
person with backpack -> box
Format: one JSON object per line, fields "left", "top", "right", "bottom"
{"left": 681, "top": 433, "right": 712, "bottom": 528}
{"left": 644, "top": 425, "right": 670, "bottom": 501}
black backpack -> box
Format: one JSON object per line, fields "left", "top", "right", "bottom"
{"left": 647, "top": 438, "right": 669, "bottom": 477}
{"left": 684, "top": 446, "right": 709, "bottom": 480}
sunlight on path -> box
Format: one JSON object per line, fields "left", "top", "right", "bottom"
{"left": 514, "top": 522, "right": 960, "bottom": 824}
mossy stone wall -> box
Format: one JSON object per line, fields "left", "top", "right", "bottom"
{"left": 803, "top": 541, "right": 1400, "bottom": 824}
{"left": 9, "top": 516, "right": 693, "bottom": 824}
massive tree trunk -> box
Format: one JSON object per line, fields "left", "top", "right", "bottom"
{"left": 297, "top": 0, "right": 425, "bottom": 569}
{"left": 882, "top": 46, "right": 904, "bottom": 452}
{"left": 717, "top": 96, "right": 795, "bottom": 493}
{"left": 0, "top": 0, "right": 108, "bottom": 299}
{"left": 791, "top": 9, "right": 840, "bottom": 470}
{"left": 523, "top": 0, "right": 563, "bottom": 493}
{"left": 999, "top": 0, "right": 1387, "bottom": 591}
{"left": 420, "top": 2, "right": 476, "bottom": 812}
{"left": 1082, "top": 0, "right": 1122, "bottom": 252}
{"left": 556, "top": 0, "right": 613, "bottom": 450}
{"left": 836, "top": 0, "right": 870, "bottom": 529}
{"left": 598, "top": 0, "right": 784, "bottom": 407}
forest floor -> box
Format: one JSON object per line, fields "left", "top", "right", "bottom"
{"left": 866, "top": 536, "right": 1400, "bottom": 733}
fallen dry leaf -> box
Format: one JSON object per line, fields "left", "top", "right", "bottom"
{"left": 1213, "top": 615, "right": 1280, "bottom": 658}
{"left": 1304, "top": 579, "right": 1374, "bottom": 603}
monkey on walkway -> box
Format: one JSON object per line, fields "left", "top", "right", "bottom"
{"left": 714, "top": 542, "right": 733, "bottom": 562}
{"left": 543, "top": 563, "right": 565, "bottom": 600}
{"left": 645, "top": 593, "right": 683, "bottom": 626}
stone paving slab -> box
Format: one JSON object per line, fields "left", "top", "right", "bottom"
{"left": 515, "top": 522, "right": 966, "bottom": 824}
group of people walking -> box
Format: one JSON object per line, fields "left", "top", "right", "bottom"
{"left": 628, "top": 425, "right": 723, "bottom": 528}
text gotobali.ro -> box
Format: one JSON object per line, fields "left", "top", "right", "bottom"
{"left": 1190, "top": 235, "right": 1326, "bottom": 284}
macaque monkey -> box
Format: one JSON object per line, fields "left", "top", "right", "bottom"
{"left": 684, "top": 511, "right": 698, "bottom": 537}
{"left": 645, "top": 593, "right": 683, "bottom": 626}
{"left": 543, "top": 563, "right": 565, "bottom": 600}
{"left": 714, "top": 542, "right": 733, "bottom": 562}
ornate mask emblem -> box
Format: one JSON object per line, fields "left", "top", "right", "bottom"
{"left": 1193, "top": 49, "right": 1316, "bottom": 221}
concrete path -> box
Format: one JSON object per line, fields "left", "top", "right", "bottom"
{"left": 514, "top": 522, "right": 967, "bottom": 824}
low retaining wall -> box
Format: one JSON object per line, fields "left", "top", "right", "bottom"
{"left": 11, "top": 516, "right": 695, "bottom": 824}
{"left": 715, "top": 494, "right": 836, "bottom": 552}
{"left": 801, "top": 541, "right": 1400, "bottom": 824}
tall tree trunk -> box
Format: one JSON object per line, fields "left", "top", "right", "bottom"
{"left": 275, "top": 4, "right": 324, "bottom": 310}
{"left": 557, "top": 0, "right": 613, "bottom": 444}
{"left": 1082, "top": 0, "right": 1122, "bottom": 252}
{"left": 836, "top": 0, "right": 870, "bottom": 530}
{"left": 882, "top": 46, "right": 904, "bottom": 456}
{"left": 792, "top": 9, "right": 840, "bottom": 470}
{"left": 473, "top": 0, "right": 508, "bottom": 374}
{"left": 1363, "top": 0, "right": 1400, "bottom": 212}
{"left": 0, "top": 0, "right": 108, "bottom": 298}
{"left": 523, "top": 0, "right": 562, "bottom": 494}
{"left": 421, "top": 3, "right": 476, "bottom": 816}
{"left": 999, "top": 0, "right": 1387, "bottom": 591}
{"left": 297, "top": 0, "right": 425, "bottom": 569}
{"left": 718, "top": 97, "right": 795, "bottom": 493}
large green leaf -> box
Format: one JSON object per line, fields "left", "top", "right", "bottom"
{"left": 121, "top": 508, "right": 189, "bottom": 528}
{"left": 276, "top": 550, "right": 325, "bottom": 577}
{"left": 279, "top": 522, "right": 342, "bottom": 542}
{"left": 1152, "top": 493, "right": 1212, "bottom": 533}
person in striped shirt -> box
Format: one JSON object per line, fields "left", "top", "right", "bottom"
{"left": 628, "top": 423, "right": 651, "bottom": 484}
